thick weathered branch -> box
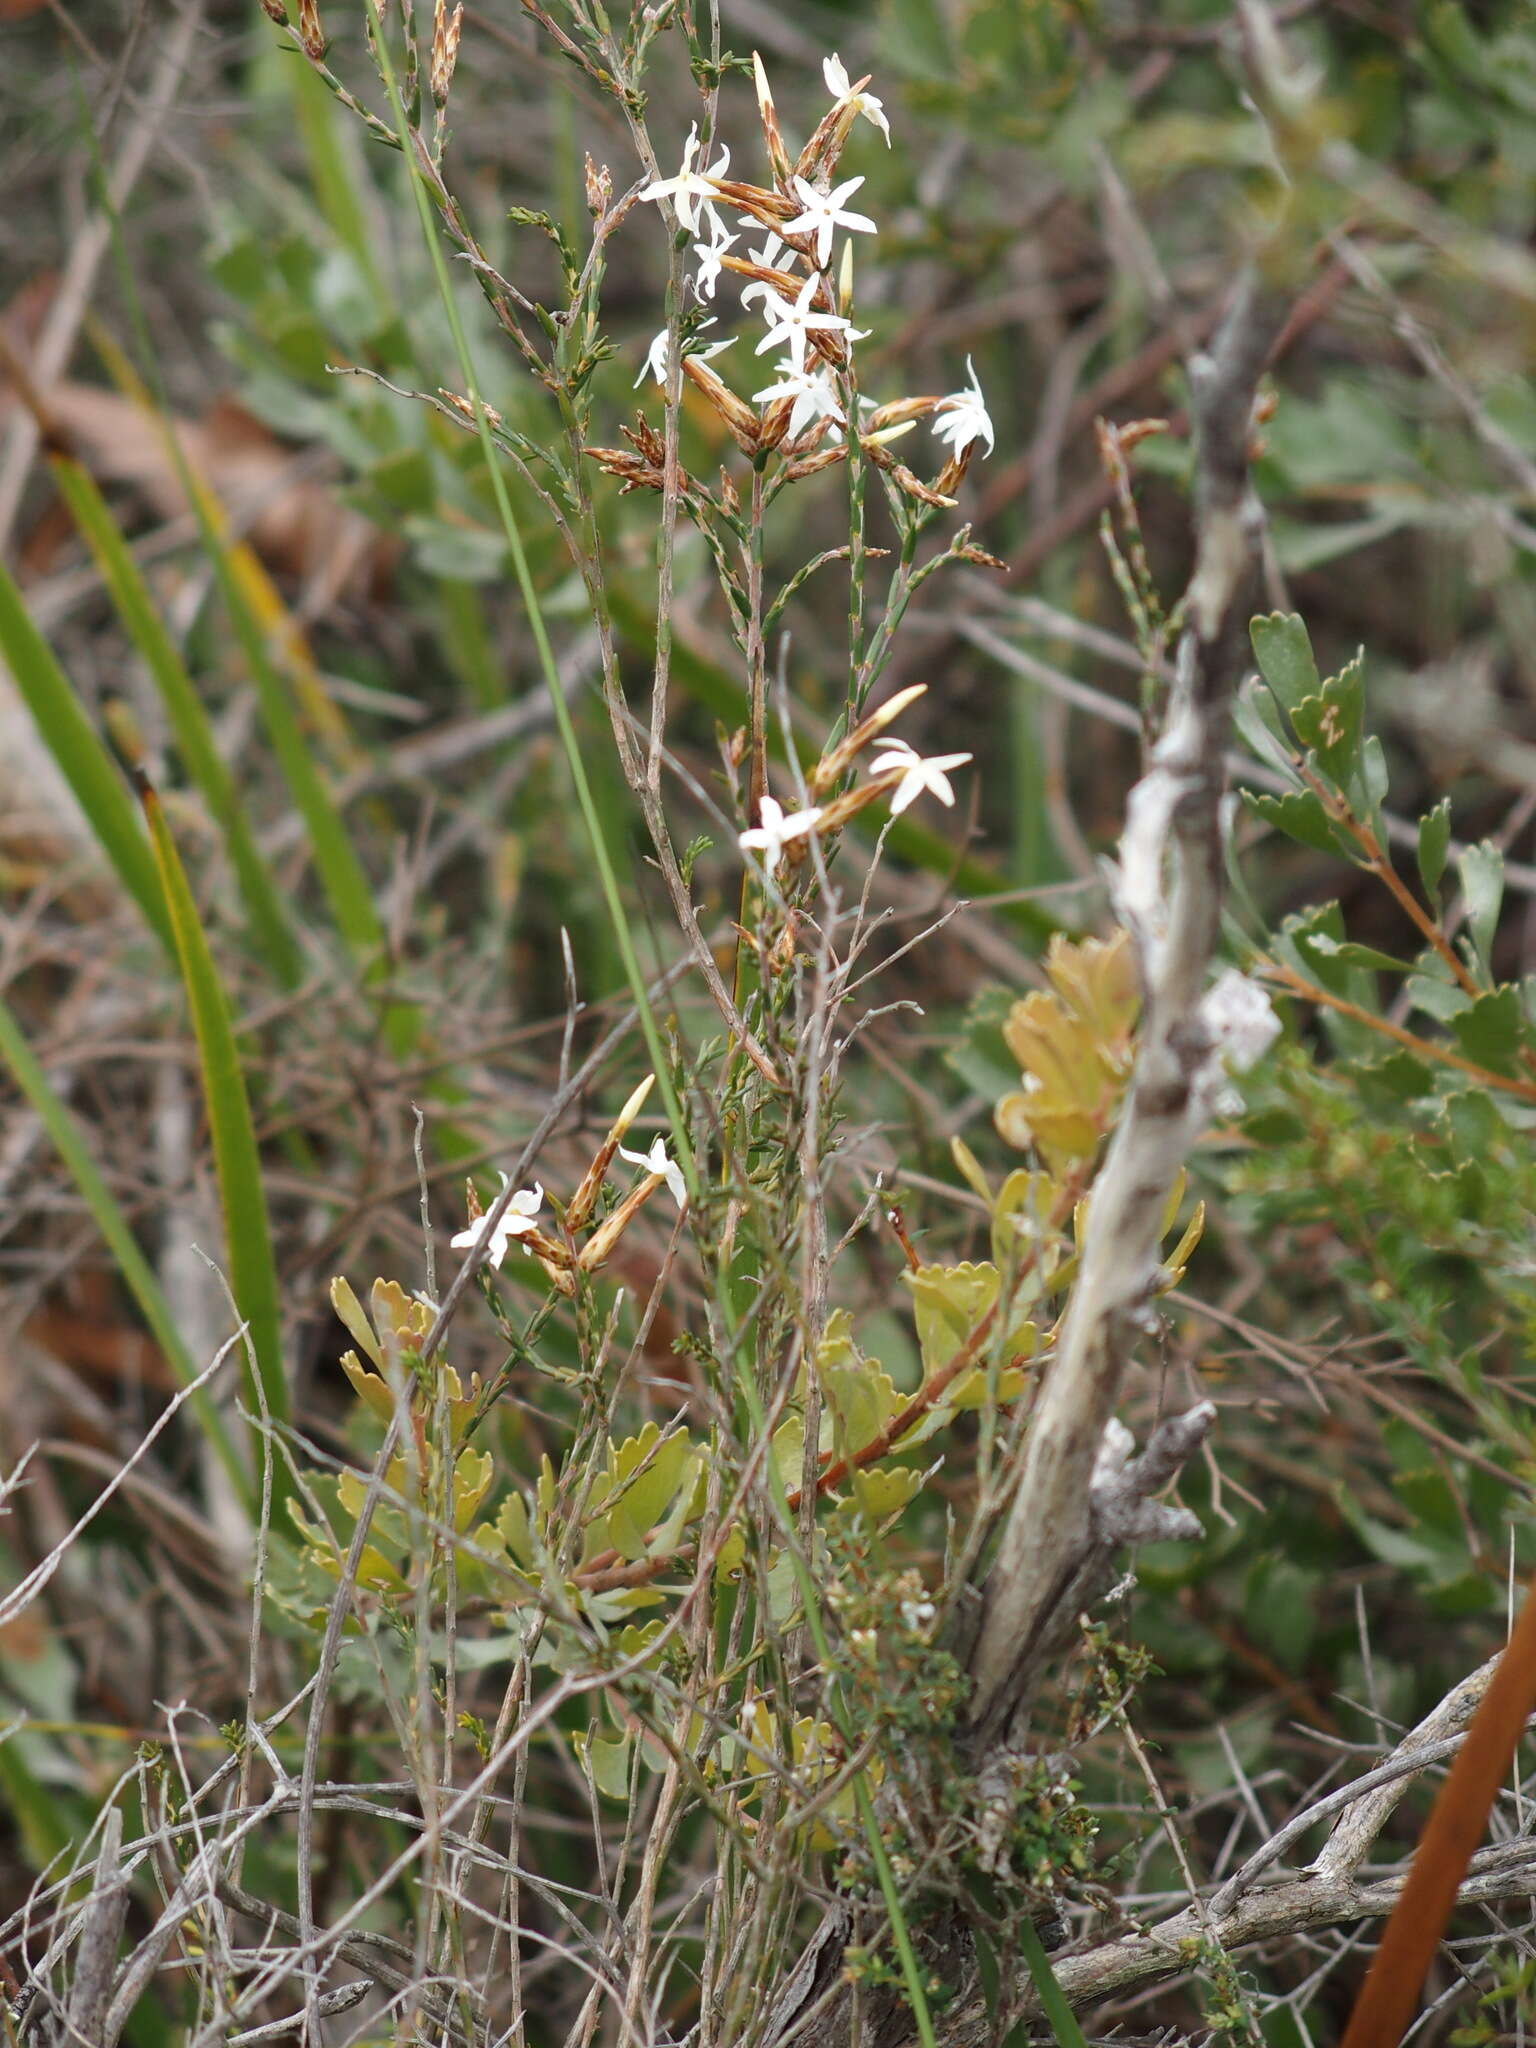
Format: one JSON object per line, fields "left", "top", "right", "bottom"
{"left": 963, "top": 276, "right": 1287, "bottom": 1749}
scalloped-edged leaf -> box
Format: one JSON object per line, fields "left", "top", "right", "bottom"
{"left": 1459, "top": 839, "right": 1505, "bottom": 976}
{"left": 1251, "top": 611, "right": 1320, "bottom": 713}
{"left": 903, "top": 1261, "right": 1000, "bottom": 1374}
{"left": 1291, "top": 652, "right": 1364, "bottom": 780}
{"left": 1242, "top": 787, "right": 1345, "bottom": 857}
{"left": 1451, "top": 983, "right": 1525, "bottom": 1076}
{"left": 1405, "top": 972, "right": 1472, "bottom": 1024}
{"left": 600, "top": 1423, "right": 697, "bottom": 1547}
{"left": 452, "top": 1446, "right": 495, "bottom": 1530}
{"left": 1273, "top": 903, "right": 1358, "bottom": 997}
{"left": 815, "top": 1313, "right": 902, "bottom": 1451}
{"left": 842, "top": 1467, "right": 923, "bottom": 1520}
{"left": 339, "top": 1349, "right": 395, "bottom": 1425}
{"left": 1418, "top": 798, "right": 1453, "bottom": 904}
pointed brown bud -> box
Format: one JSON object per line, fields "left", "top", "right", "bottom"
{"left": 752, "top": 52, "right": 794, "bottom": 191}
{"left": 584, "top": 153, "right": 613, "bottom": 218}
{"left": 430, "top": 0, "right": 463, "bottom": 105}
{"left": 567, "top": 1075, "right": 655, "bottom": 1232}
{"left": 682, "top": 356, "right": 760, "bottom": 450}
{"left": 295, "top": 0, "right": 326, "bottom": 59}
{"left": 810, "top": 683, "right": 928, "bottom": 798}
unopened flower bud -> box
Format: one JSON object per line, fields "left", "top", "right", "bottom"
{"left": 584, "top": 153, "right": 612, "bottom": 218}
{"left": 430, "top": 0, "right": 463, "bottom": 105}
{"left": 295, "top": 0, "right": 325, "bottom": 59}
{"left": 567, "top": 1074, "right": 656, "bottom": 1231}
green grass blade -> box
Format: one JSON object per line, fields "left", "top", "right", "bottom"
{"left": 1017, "top": 1912, "right": 1090, "bottom": 2048}
{"left": 139, "top": 775, "right": 290, "bottom": 1451}
{"left": 85, "top": 190, "right": 395, "bottom": 1005}
{"left": 0, "top": 994, "right": 253, "bottom": 1511}
{"left": 0, "top": 558, "right": 173, "bottom": 956}
{"left": 49, "top": 454, "right": 306, "bottom": 990}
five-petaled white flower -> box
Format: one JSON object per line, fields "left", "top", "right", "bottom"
{"left": 740, "top": 231, "right": 790, "bottom": 313}
{"left": 868, "top": 737, "right": 974, "bottom": 814}
{"left": 638, "top": 123, "right": 731, "bottom": 237}
{"left": 752, "top": 357, "right": 845, "bottom": 440}
{"left": 739, "top": 793, "right": 825, "bottom": 867}
{"left": 753, "top": 273, "right": 855, "bottom": 373}
{"left": 450, "top": 1175, "right": 543, "bottom": 1268}
{"left": 691, "top": 213, "right": 738, "bottom": 301}
{"left": 823, "top": 54, "right": 891, "bottom": 145}
{"left": 618, "top": 1137, "right": 688, "bottom": 1210}
{"left": 782, "top": 173, "right": 878, "bottom": 269}
{"left": 635, "top": 317, "right": 735, "bottom": 389}
{"left": 932, "top": 355, "right": 994, "bottom": 460}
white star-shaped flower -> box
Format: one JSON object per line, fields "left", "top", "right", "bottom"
{"left": 782, "top": 173, "right": 877, "bottom": 269}
{"left": 634, "top": 317, "right": 735, "bottom": 389}
{"left": 740, "top": 231, "right": 790, "bottom": 313}
{"left": 617, "top": 1136, "right": 688, "bottom": 1210}
{"left": 823, "top": 54, "right": 891, "bottom": 145}
{"left": 691, "top": 213, "right": 738, "bottom": 301}
{"left": 752, "top": 357, "right": 845, "bottom": 440}
{"left": 932, "top": 355, "right": 994, "bottom": 460}
{"left": 638, "top": 123, "right": 731, "bottom": 237}
{"left": 753, "top": 273, "right": 855, "bottom": 374}
{"left": 868, "top": 738, "right": 974, "bottom": 815}
{"left": 450, "top": 1176, "right": 543, "bottom": 1268}
{"left": 738, "top": 793, "right": 825, "bottom": 868}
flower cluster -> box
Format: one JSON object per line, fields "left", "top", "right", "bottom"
{"left": 599, "top": 52, "right": 995, "bottom": 503}
{"left": 736, "top": 684, "right": 974, "bottom": 880}
{"left": 451, "top": 1075, "right": 686, "bottom": 1291}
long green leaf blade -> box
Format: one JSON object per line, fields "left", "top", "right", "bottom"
{"left": 0, "top": 993, "right": 252, "bottom": 1511}
{"left": 0, "top": 558, "right": 173, "bottom": 955}
{"left": 49, "top": 454, "right": 306, "bottom": 989}
{"left": 139, "top": 775, "right": 289, "bottom": 1447}
{"left": 1017, "top": 1912, "right": 1090, "bottom": 2048}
